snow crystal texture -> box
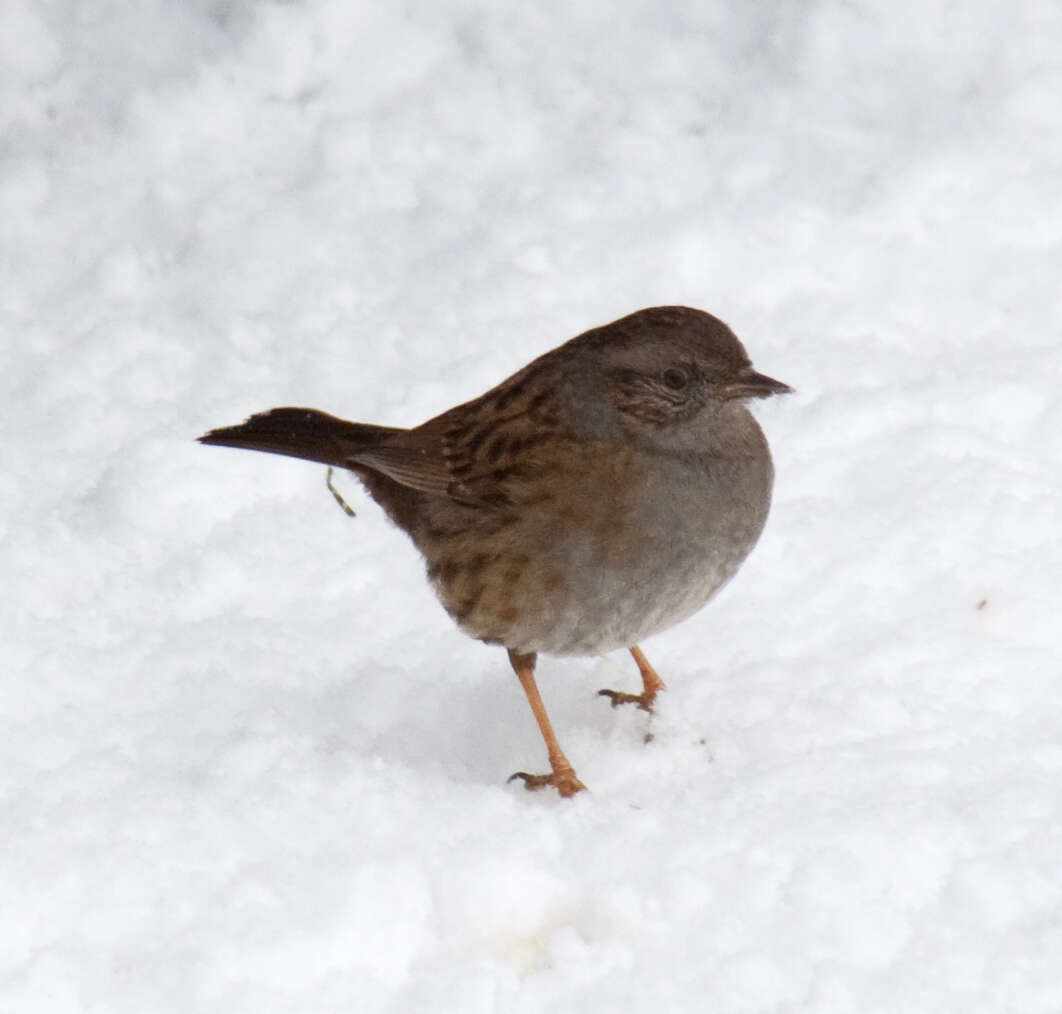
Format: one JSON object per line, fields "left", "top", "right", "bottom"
{"left": 4, "top": 1, "right": 1061, "bottom": 1011}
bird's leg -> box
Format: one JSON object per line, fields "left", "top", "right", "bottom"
{"left": 507, "top": 650, "right": 586, "bottom": 798}
{"left": 598, "top": 644, "right": 667, "bottom": 712}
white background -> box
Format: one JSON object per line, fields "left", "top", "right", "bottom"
{"left": 4, "top": 1, "right": 1061, "bottom": 1010}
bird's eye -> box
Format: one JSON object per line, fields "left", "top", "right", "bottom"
{"left": 662, "top": 367, "right": 689, "bottom": 391}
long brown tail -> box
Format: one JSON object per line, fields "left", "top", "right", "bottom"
{"left": 199, "top": 407, "right": 405, "bottom": 468}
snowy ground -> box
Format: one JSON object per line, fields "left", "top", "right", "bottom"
{"left": 4, "top": 1, "right": 1062, "bottom": 1011}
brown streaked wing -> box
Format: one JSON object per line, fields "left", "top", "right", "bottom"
{"left": 438, "top": 360, "right": 570, "bottom": 508}
{"left": 350, "top": 428, "right": 453, "bottom": 496}
{"left": 352, "top": 357, "right": 568, "bottom": 507}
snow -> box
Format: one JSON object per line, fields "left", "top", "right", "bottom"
{"left": 4, "top": 1, "right": 1062, "bottom": 1010}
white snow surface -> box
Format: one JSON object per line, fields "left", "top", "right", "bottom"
{"left": 5, "top": 2, "right": 1062, "bottom": 1011}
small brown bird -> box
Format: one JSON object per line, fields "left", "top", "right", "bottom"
{"left": 200, "top": 306, "right": 790, "bottom": 797}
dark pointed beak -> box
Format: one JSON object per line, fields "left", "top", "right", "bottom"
{"left": 722, "top": 367, "right": 793, "bottom": 400}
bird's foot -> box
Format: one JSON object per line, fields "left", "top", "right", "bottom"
{"left": 508, "top": 764, "right": 586, "bottom": 798}
{"left": 599, "top": 646, "right": 667, "bottom": 713}
{"left": 597, "top": 687, "right": 659, "bottom": 713}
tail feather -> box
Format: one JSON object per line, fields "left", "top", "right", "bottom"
{"left": 199, "top": 407, "right": 405, "bottom": 469}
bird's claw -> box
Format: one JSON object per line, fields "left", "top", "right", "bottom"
{"left": 508, "top": 767, "right": 586, "bottom": 798}
{"left": 598, "top": 687, "right": 658, "bottom": 713}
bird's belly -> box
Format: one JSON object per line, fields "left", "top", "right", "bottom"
{"left": 429, "top": 451, "right": 772, "bottom": 657}
{"left": 512, "top": 519, "right": 755, "bottom": 656}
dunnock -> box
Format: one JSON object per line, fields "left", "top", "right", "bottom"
{"left": 200, "top": 306, "right": 790, "bottom": 797}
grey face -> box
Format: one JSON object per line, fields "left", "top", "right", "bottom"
{"left": 558, "top": 306, "right": 790, "bottom": 447}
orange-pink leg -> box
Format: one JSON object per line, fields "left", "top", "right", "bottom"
{"left": 598, "top": 644, "right": 667, "bottom": 712}
{"left": 507, "top": 650, "right": 586, "bottom": 797}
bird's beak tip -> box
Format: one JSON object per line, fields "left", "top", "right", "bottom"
{"left": 726, "top": 369, "right": 793, "bottom": 399}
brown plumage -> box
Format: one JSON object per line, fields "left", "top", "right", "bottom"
{"left": 200, "top": 306, "right": 790, "bottom": 796}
